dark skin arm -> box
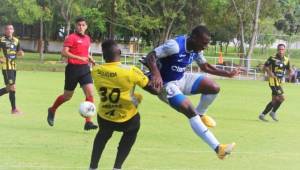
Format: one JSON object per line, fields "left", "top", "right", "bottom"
{"left": 145, "top": 51, "right": 163, "bottom": 91}
{"left": 199, "top": 63, "right": 241, "bottom": 78}
{"left": 143, "top": 83, "right": 160, "bottom": 95}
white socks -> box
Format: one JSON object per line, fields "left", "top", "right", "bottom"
{"left": 189, "top": 115, "right": 220, "bottom": 150}
{"left": 196, "top": 94, "right": 217, "bottom": 115}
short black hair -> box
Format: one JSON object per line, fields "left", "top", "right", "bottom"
{"left": 191, "top": 25, "right": 210, "bottom": 37}
{"left": 101, "top": 40, "right": 118, "bottom": 60}
{"left": 277, "top": 43, "right": 285, "bottom": 49}
{"left": 75, "top": 17, "right": 86, "bottom": 24}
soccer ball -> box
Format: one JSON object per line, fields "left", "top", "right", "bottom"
{"left": 79, "top": 101, "right": 96, "bottom": 118}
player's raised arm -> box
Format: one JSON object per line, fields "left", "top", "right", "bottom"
{"left": 199, "top": 62, "right": 241, "bottom": 78}
{"left": 145, "top": 51, "right": 163, "bottom": 90}
{"left": 196, "top": 52, "right": 241, "bottom": 78}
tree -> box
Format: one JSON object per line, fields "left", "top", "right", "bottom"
{"left": 82, "top": 8, "right": 106, "bottom": 41}
{"left": 6, "top": 0, "right": 52, "bottom": 61}
{"left": 246, "top": 0, "right": 261, "bottom": 70}
{"left": 54, "top": 0, "right": 81, "bottom": 35}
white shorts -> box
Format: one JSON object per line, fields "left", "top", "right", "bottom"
{"left": 158, "top": 73, "right": 206, "bottom": 106}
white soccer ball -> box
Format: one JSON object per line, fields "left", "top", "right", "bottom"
{"left": 79, "top": 101, "right": 96, "bottom": 118}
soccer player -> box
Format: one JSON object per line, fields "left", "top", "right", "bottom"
{"left": 259, "top": 44, "right": 292, "bottom": 121}
{"left": 0, "top": 24, "right": 24, "bottom": 114}
{"left": 47, "top": 17, "right": 98, "bottom": 130}
{"left": 142, "top": 25, "right": 240, "bottom": 159}
{"left": 88, "top": 40, "right": 157, "bottom": 170}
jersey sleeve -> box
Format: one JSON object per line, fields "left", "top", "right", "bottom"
{"left": 195, "top": 50, "right": 207, "bottom": 65}
{"left": 63, "top": 35, "right": 74, "bottom": 47}
{"left": 131, "top": 66, "right": 149, "bottom": 88}
{"left": 154, "top": 39, "right": 179, "bottom": 58}
{"left": 16, "top": 40, "right": 21, "bottom": 51}
{"left": 264, "top": 57, "right": 273, "bottom": 67}
{"left": 286, "top": 59, "right": 291, "bottom": 70}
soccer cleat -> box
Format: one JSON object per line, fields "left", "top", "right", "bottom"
{"left": 11, "top": 108, "right": 23, "bottom": 115}
{"left": 201, "top": 115, "right": 216, "bottom": 128}
{"left": 84, "top": 121, "right": 98, "bottom": 131}
{"left": 259, "top": 114, "right": 268, "bottom": 122}
{"left": 269, "top": 112, "right": 279, "bottom": 121}
{"left": 217, "top": 143, "right": 236, "bottom": 160}
{"left": 47, "top": 107, "right": 55, "bottom": 126}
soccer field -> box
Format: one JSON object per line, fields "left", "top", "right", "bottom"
{"left": 0, "top": 71, "right": 299, "bottom": 170}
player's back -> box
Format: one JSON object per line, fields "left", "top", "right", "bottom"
{"left": 92, "top": 62, "right": 148, "bottom": 123}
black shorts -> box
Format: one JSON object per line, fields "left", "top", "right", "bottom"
{"left": 2, "top": 70, "right": 16, "bottom": 85}
{"left": 64, "top": 64, "right": 93, "bottom": 91}
{"left": 270, "top": 85, "right": 284, "bottom": 96}
{"left": 97, "top": 113, "right": 140, "bottom": 132}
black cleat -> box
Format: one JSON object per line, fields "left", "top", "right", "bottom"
{"left": 84, "top": 121, "right": 98, "bottom": 131}
{"left": 47, "top": 107, "right": 55, "bottom": 126}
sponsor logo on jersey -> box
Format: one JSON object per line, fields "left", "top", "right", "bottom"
{"left": 171, "top": 65, "right": 186, "bottom": 72}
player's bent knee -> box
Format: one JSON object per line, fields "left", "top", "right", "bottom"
{"left": 211, "top": 84, "right": 220, "bottom": 94}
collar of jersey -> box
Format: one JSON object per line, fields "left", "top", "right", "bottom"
{"left": 4, "top": 35, "right": 13, "bottom": 40}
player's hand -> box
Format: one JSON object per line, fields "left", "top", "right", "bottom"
{"left": 17, "top": 50, "right": 24, "bottom": 57}
{"left": 78, "top": 56, "right": 89, "bottom": 62}
{"left": 88, "top": 56, "right": 96, "bottom": 66}
{"left": 150, "top": 73, "right": 163, "bottom": 92}
{"left": 228, "top": 67, "right": 243, "bottom": 78}
{"left": 0, "top": 57, "right": 4, "bottom": 63}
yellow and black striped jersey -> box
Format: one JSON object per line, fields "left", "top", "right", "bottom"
{"left": 0, "top": 36, "right": 21, "bottom": 70}
{"left": 264, "top": 55, "right": 290, "bottom": 86}
{"left": 92, "top": 62, "right": 149, "bottom": 123}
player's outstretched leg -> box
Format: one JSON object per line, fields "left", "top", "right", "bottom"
{"left": 192, "top": 77, "right": 220, "bottom": 127}
{"left": 47, "top": 90, "right": 73, "bottom": 126}
{"left": 0, "top": 87, "right": 8, "bottom": 96}
{"left": 168, "top": 93, "right": 235, "bottom": 159}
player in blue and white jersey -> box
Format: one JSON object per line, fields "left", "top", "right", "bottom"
{"left": 142, "top": 25, "right": 241, "bottom": 159}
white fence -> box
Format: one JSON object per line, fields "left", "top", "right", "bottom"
{"left": 94, "top": 53, "right": 264, "bottom": 80}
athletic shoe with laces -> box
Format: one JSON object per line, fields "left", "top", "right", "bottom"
{"left": 84, "top": 121, "right": 98, "bottom": 131}
{"left": 201, "top": 115, "right": 216, "bottom": 128}
{"left": 217, "top": 143, "right": 236, "bottom": 160}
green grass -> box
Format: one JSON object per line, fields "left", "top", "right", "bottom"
{"left": 0, "top": 71, "right": 300, "bottom": 170}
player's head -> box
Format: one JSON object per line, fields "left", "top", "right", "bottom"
{"left": 75, "top": 17, "right": 87, "bottom": 35}
{"left": 277, "top": 44, "right": 286, "bottom": 57}
{"left": 4, "top": 24, "right": 14, "bottom": 37}
{"left": 101, "top": 40, "right": 121, "bottom": 62}
{"left": 189, "top": 25, "right": 211, "bottom": 52}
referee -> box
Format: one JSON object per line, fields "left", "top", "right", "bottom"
{"left": 47, "top": 17, "right": 98, "bottom": 130}
{"left": 0, "top": 24, "right": 24, "bottom": 114}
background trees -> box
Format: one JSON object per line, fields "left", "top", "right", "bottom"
{"left": 0, "top": 0, "right": 299, "bottom": 65}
